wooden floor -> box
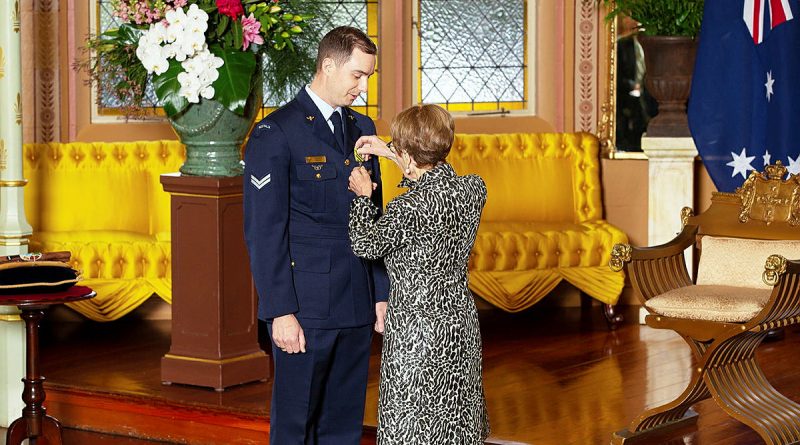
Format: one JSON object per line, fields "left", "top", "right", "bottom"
{"left": 27, "top": 304, "right": 800, "bottom": 445}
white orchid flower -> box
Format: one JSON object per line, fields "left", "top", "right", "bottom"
{"left": 200, "top": 85, "right": 215, "bottom": 100}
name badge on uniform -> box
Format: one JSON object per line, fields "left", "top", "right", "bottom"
{"left": 305, "top": 155, "right": 327, "bottom": 164}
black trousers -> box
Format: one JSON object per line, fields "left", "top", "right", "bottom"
{"left": 267, "top": 324, "right": 373, "bottom": 445}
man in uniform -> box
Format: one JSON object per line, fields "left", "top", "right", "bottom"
{"left": 243, "top": 26, "right": 388, "bottom": 445}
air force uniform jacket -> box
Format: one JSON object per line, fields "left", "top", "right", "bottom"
{"left": 243, "top": 88, "right": 389, "bottom": 329}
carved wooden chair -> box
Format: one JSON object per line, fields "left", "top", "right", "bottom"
{"left": 609, "top": 162, "right": 800, "bottom": 445}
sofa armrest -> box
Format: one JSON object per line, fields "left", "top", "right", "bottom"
{"left": 609, "top": 225, "right": 698, "bottom": 303}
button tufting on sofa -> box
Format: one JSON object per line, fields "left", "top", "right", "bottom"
{"left": 24, "top": 140, "right": 184, "bottom": 321}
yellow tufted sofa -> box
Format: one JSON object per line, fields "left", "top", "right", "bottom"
{"left": 22, "top": 133, "right": 625, "bottom": 320}
{"left": 23, "top": 141, "right": 184, "bottom": 321}
{"left": 380, "top": 132, "right": 628, "bottom": 312}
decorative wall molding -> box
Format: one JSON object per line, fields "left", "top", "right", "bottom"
{"left": 574, "top": 0, "right": 600, "bottom": 133}
{"left": 13, "top": 94, "right": 21, "bottom": 126}
{"left": 20, "top": 0, "right": 59, "bottom": 142}
{"left": 12, "top": 1, "right": 20, "bottom": 33}
{"left": 35, "top": 0, "right": 58, "bottom": 142}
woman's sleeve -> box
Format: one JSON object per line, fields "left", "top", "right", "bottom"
{"left": 349, "top": 196, "right": 414, "bottom": 260}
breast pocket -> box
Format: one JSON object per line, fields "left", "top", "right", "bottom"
{"left": 294, "top": 163, "right": 338, "bottom": 213}
{"left": 290, "top": 243, "right": 331, "bottom": 319}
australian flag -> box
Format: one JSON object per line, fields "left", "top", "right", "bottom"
{"left": 688, "top": 0, "right": 800, "bottom": 192}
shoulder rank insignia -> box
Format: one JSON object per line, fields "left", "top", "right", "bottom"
{"left": 250, "top": 173, "right": 271, "bottom": 190}
{"left": 306, "top": 115, "right": 315, "bottom": 122}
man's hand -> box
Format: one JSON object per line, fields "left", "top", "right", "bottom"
{"left": 272, "top": 314, "right": 306, "bottom": 353}
{"left": 375, "top": 301, "right": 388, "bottom": 334}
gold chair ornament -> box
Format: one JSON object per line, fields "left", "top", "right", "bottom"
{"left": 738, "top": 161, "right": 800, "bottom": 226}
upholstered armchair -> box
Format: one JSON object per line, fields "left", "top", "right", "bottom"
{"left": 609, "top": 162, "right": 800, "bottom": 445}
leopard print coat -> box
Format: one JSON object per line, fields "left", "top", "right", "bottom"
{"left": 349, "top": 162, "right": 490, "bottom": 445}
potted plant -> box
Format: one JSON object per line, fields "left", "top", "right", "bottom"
{"left": 603, "top": 0, "right": 705, "bottom": 137}
{"left": 76, "top": 0, "right": 323, "bottom": 176}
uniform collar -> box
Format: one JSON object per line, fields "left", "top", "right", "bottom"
{"left": 398, "top": 162, "right": 455, "bottom": 190}
{"left": 305, "top": 85, "right": 342, "bottom": 122}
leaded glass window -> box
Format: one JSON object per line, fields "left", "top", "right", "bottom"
{"left": 93, "top": 1, "right": 379, "bottom": 119}
{"left": 416, "top": 0, "right": 528, "bottom": 113}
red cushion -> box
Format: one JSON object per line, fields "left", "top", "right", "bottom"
{"left": 0, "top": 285, "right": 95, "bottom": 306}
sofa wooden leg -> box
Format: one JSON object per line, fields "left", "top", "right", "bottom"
{"left": 611, "top": 367, "right": 709, "bottom": 444}
{"left": 604, "top": 304, "right": 623, "bottom": 330}
{"left": 705, "top": 332, "right": 800, "bottom": 445}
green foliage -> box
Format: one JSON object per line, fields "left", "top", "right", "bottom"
{"left": 210, "top": 46, "right": 257, "bottom": 115}
{"left": 260, "top": 0, "right": 326, "bottom": 105}
{"left": 74, "top": 24, "right": 151, "bottom": 117}
{"left": 153, "top": 60, "right": 188, "bottom": 117}
{"left": 603, "top": 0, "right": 704, "bottom": 37}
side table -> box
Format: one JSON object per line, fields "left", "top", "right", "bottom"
{"left": 1, "top": 285, "right": 95, "bottom": 445}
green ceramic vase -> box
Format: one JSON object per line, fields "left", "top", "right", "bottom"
{"left": 168, "top": 87, "right": 262, "bottom": 177}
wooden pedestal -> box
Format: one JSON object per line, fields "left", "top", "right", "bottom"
{"left": 160, "top": 174, "right": 268, "bottom": 391}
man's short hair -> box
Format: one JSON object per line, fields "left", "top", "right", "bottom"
{"left": 390, "top": 105, "right": 455, "bottom": 168}
{"left": 316, "top": 26, "right": 377, "bottom": 72}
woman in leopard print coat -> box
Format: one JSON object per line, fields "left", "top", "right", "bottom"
{"left": 348, "top": 104, "right": 489, "bottom": 444}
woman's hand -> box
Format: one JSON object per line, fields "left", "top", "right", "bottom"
{"left": 349, "top": 167, "right": 378, "bottom": 197}
{"left": 354, "top": 135, "right": 396, "bottom": 161}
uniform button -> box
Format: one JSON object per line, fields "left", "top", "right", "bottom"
{"left": 291, "top": 261, "right": 296, "bottom": 267}
{"left": 315, "top": 173, "right": 321, "bottom": 179}
{"left": 344, "top": 159, "right": 351, "bottom": 166}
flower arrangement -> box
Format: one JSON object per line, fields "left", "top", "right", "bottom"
{"left": 77, "top": 0, "right": 322, "bottom": 118}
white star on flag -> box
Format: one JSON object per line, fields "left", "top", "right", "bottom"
{"left": 765, "top": 71, "right": 775, "bottom": 101}
{"left": 787, "top": 155, "right": 800, "bottom": 176}
{"left": 726, "top": 147, "right": 756, "bottom": 179}
{"left": 763, "top": 150, "right": 771, "bottom": 166}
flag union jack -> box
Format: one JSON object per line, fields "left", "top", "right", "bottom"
{"left": 745, "top": 0, "right": 794, "bottom": 43}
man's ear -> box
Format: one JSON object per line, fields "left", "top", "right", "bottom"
{"left": 322, "top": 57, "right": 336, "bottom": 75}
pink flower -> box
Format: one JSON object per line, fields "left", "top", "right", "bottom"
{"left": 216, "top": 0, "right": 244, "bottom": 20}
{"left": 241, "top": 13, "right": 264, "bottom": 50}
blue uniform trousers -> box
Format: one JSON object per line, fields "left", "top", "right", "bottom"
{"left": 268, "top": 324, "right": 373, "bottom": 445}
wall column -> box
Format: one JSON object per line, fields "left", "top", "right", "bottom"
{"left": 0, "top": 0, "right": 32, "bottom": 428}
{"left": 640, "top": 136, "right": 698, "bottom": 322}
{"left": 641, "top": 136, "right": 698, "bottom": 246}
